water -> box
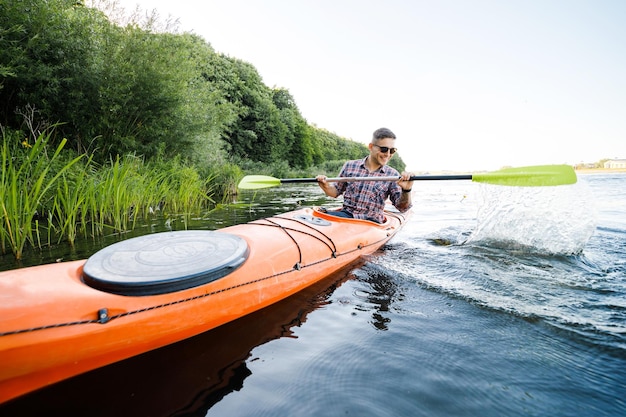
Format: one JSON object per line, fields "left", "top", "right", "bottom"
{"left": 1, "top": 173, "right": 625, "bottom": 416}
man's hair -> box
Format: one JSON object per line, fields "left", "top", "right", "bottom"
{"left": 372, "top": 127, "right": 396, "bottom": 142}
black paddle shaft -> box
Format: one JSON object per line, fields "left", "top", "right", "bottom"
{"left": 280, "top": 174, "right": 473, "bottom": 184}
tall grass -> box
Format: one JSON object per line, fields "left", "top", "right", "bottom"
{"left": 206, "top": 161, "right": 243, "bottom": 201}
{"left": 90, "top": 155, "right": 214, "bottom": 231}
{"left": 166, "top": 166, "right": 213, "bottom": 214}
{"left": 0, "top": 130, "right": 83, "bottom": 259}
{"left": 0, "top": 129, "right": 224, "bottom": 261}
{"left": 95, "top": 155, "right": 144, "bottom": 233}
{"left": 52, "top": 156, "right": 94, "bottom": 245}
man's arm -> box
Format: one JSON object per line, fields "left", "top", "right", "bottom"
{"left": 395, "top": 171, "right": 414, "bottom": 212}
{"left": 395, "top": 189, "right": 412, "bottom": 211}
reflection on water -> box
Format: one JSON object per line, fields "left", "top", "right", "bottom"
{"left": 351, "top": 261, "right": 404, "bottom": 331}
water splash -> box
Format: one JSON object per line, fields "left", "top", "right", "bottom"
{"left": 464, "top": 181, "right": 597, "bottom": 255}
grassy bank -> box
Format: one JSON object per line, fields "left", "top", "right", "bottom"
{"left": 0, "top": 130, "right": 235, "bottom": 260}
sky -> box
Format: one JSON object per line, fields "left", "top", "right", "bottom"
{"left": 111, "top": 0, "right": 625, "bottom": 172}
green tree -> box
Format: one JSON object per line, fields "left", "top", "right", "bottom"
{"left": 95, "top": 28, "right": 189, "bottom": 158}
{"left": 272, "top": 88, "right": 315, "bottom": 169}
{"left": 216, "top": 58, "right": 287, "bottom": 162}
{"left": 0, "top": 0, "right": 108, "bottom": 144}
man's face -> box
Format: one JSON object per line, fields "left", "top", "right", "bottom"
{"left": 369, "top": 138, "right": 397, "bottom": 166}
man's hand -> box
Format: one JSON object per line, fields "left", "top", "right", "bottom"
{"left": 397, "top": 171, "right": 414, "bottom": 192}
{"left": 316, "top": 175, "right": 339, "bottom": 198}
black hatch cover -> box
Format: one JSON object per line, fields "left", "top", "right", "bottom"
{"left": 82, "top": 231, "right": 249, "bottom": 296}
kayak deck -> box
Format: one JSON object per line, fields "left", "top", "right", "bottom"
{"left": 0, "top": 207, "right": 407, "bottom": 404}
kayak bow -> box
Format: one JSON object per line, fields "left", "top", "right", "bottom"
{"left": 0, "top": 207, "right": 407, "bottom": 403}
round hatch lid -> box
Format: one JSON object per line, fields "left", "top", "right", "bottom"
{"left": 82, "top": 230, "right": 249, "bottom": 296}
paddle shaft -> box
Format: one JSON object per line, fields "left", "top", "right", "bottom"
{"left": 281, "top": 175, "right": 473, "bottom": 184}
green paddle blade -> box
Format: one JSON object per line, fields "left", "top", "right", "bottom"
{"left": 237, "top": 175, "right": 282, "bottom": 190}
{"left": 472, "top": 164, "right": 577, "bottom": 187}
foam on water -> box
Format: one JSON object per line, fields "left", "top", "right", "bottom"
{"left": 464, "top": 181, "right": 597, "bottom": 255}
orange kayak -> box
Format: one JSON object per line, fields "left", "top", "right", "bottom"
{"left": 0, "top": 207, "right": 407, "bottom": 404}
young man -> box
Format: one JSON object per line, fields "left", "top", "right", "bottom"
{"left": 316, "top": 127, "right": 413, "bottom": 223}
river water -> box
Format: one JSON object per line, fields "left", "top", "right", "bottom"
{"left": 1, "top": 173, "right": 625, "bottom": 416}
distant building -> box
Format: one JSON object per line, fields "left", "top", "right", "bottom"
{"left": 604, "top": 159, "right": 626, "bottom": 169}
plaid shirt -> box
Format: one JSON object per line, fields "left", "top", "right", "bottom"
{"left": 334, "top": 157, "right": 411, "bottom": 223}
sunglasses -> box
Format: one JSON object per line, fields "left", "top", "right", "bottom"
{"left": 373, "top": 144, "right": 397, "bottom": 154}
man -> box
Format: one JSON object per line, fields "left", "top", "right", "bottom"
{"left": 316, "top": 127, "right": 413, "bottom": 223}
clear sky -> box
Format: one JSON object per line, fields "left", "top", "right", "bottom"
{"left": 112, "top": 0, "right": 625, "bottom": 172}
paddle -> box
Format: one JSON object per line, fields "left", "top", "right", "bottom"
{"left": 238, "top": 164, "right": 577, "bottom": 190}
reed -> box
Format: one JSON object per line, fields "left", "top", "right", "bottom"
{"left": 171, "top": 167, "right": 211, "bottom": 213}
{"left": 148, "top": 157, "right": 215, "bottom": 222}
{"left": 0, "top": 129, "right": 226, "bottom": 260}
{"left": 0, "top": 130, "right": 83, "bottom": 259}
{"left": 134, "top": 163, "right": 173, "bottom": 220}
{"left": 207, "top": 162, "right": 242, "bottom": 201}
{"left": 94, "top": 155, "right": 144, "bottom": 233}
{"left": 52, "top": 156, "right": 94, "bottom": 245}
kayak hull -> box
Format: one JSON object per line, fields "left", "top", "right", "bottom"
{"left": 0, "top": 207, "right": 407, "bottom": 403}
